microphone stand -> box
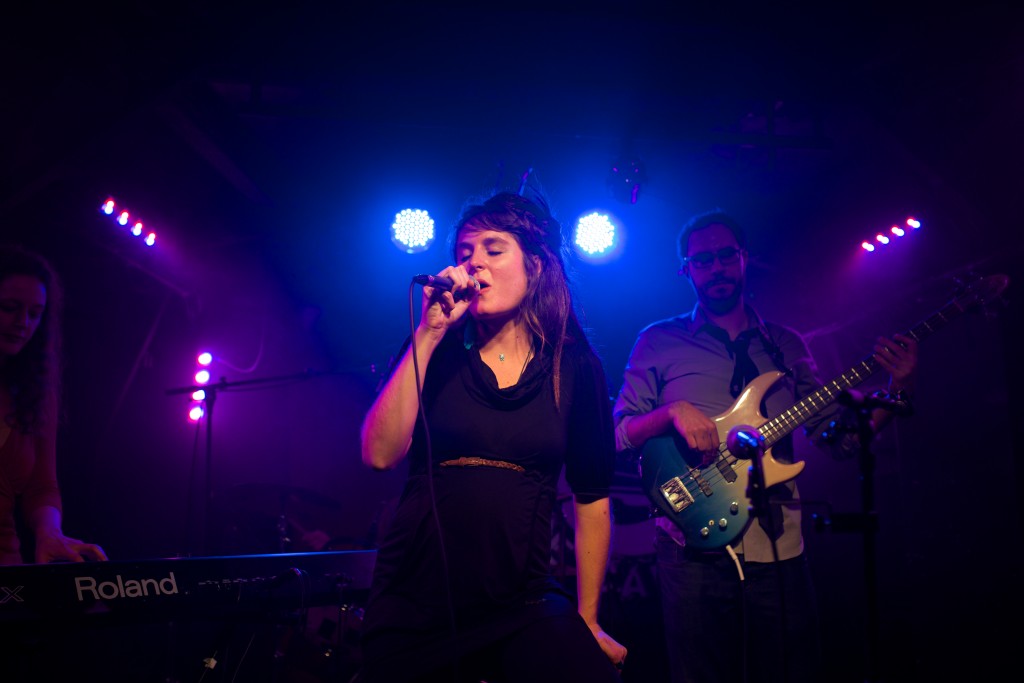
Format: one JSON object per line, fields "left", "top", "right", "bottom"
{"left": 738, "top": 429, "right": 788, "bottom": 682}
{"left": 166, "top": 369, "right": 346, "bottom": 556}
{"left": 850, "top": 404, "right": 881, "bottom": 683}
{"left": 740, "top": 430, "right": 769, "bottom": 530}
{"left": 830, "top": 389, "right": 911, "bottom": 683}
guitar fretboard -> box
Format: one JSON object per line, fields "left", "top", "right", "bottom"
{"left": 757, "top": 277, "right": 1001, "bottom": 449}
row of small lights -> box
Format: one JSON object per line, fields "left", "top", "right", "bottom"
{"left": 188, "top": 352, "right": 213, "bottom": 422}
{"left": 860, "top": 217, "right": 921, "bottom": 252}
{"left": 99, "top": 197, "right": 158, "bottom": 246}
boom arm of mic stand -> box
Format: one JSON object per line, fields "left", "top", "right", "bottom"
{"left": 164, "top": 368, "right": 348, "bottom": 396}
{"left": 163, "top": 368, "right": 351, "bottom": 555}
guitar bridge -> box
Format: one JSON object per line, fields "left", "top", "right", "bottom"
{"left": 659, "top": 477, "right": 695, "bottom": 513}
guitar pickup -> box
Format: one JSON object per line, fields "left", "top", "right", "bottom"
{"left": 689, "top": 468, "right": 714, "bottom": 497}
{"left": 659, "top": 477, "right": 695, "bottom": 513}
{"left": 716, "top": 458, "right": 737, "bottom": 483}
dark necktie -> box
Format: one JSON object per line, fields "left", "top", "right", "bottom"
{"left": 705, "top": 327, "right": 761, "bottom": 398}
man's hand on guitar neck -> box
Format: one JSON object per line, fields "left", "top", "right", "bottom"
{"left": 871, "top": 332, "right": 919, "bottom": 432}
{"left": 874, "top": 333, "right": 918, "bottom": 392}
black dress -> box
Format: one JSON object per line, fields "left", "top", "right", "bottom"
{"left": 357, "top": 326, "right": 617, "bottom": 681}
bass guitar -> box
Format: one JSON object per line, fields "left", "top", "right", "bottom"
{"left": 639, "top": 273, "right": 1009, "bottom": 551}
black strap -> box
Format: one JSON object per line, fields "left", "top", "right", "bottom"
{"left": 755, "top": 323, "right": 791, "bottom": 376}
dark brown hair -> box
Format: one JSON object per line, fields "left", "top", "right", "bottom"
{"left": 0, "top": 244, "right": 63, "bottom": 434}
{"left": 677, "top": 209, "right": 748, "bottom": 267}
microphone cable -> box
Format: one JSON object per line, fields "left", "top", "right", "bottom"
{"left": 406, "top": 278, "right": 461, "bottom": 681}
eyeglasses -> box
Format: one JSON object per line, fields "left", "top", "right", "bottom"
{"left": 682, "top": 246, "right": 744, "bottom": 269}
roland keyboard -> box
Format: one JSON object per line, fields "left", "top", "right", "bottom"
{"left": 0, "top": 549, "right": 377, "bottom": 627}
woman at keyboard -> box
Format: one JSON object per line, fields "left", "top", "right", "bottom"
{"left": 0, "top": 244, "right": 107, "bottom": 565}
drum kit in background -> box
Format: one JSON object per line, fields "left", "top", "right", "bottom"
{"left": 217, "top": 482, "right": 391, "bottom": 682}
{"left": 218, "top": 482, "right": 381, "bottom": 555}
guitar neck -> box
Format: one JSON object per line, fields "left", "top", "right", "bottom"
{"left": 759, "top": 290, "right": 976, "bottom": 449}
{"left": 760, "top": 356, "right": 878, "bottom": 449}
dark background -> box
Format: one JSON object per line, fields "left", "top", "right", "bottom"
{"left": 2, "top": 2, "right": 1021, "bottom": 681}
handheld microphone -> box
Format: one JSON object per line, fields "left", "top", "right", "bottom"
{"left": 413, "top": 274, "right": 479, "bottom": 302}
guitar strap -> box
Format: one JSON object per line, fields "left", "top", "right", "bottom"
{"left": 755, "top": 322, "right": 792, "bottom": 377}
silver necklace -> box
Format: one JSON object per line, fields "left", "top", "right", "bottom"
{"left": 518, "top": 347, "right": 533, "bottom": 380}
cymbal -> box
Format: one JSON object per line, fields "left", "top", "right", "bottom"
{"left": 223, "top": 482, "right": 343, "bottom": 516}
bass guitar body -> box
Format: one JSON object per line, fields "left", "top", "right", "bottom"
{"left": 640, "top": 371, "right": 803, "bottom": 551}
